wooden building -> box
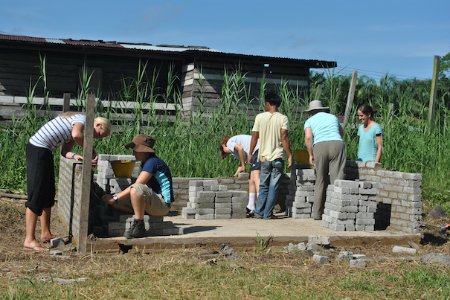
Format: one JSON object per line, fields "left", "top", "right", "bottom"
{"left": 0, "top": 33, "right": 336, "bottom": 120}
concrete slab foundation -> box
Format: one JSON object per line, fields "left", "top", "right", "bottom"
{"left": 88, "top": 215, "right": 421, "bottom": 251}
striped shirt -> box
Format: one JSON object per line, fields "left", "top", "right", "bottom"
{"left": 29, "top": 114, "right": 86, "bottom": 151}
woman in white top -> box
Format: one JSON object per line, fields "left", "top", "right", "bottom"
{"left": 24, "top": 112, "right": 111, "bottom": 251}
{"left": 220, "top": 134, "right": 260, "bottom": 214}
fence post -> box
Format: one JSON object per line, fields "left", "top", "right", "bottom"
{"left": 428, "top": 55, "right": 440, "bottom": 130}
{"left": 63, "top": 93, "right": 71, "bottom": 112}
{"left": 343, "top": 70, "right": 358, "bottom": 127}
{"left": 77, "top": 94, "right": 95, "bottom": 254}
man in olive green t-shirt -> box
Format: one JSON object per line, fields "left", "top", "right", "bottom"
{"left": 249, "top": 92, "right": 292, "bottom": 219}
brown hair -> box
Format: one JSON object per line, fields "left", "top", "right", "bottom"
{"left": 357, "top": 103, "right": 376, "bottom": 119}
{"left": 219, "top": 135, "right": 231, "bottom": 159}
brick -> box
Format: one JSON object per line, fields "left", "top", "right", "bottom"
{"left": 214, "top": 214, "right": 232, "bottom": 219}
{"left": 195, "top": 214, "right": 215, "bottom": 220}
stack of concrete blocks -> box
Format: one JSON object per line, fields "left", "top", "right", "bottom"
{"left": 95, "top": 154, "right": 140, "bottom": 194}
{"left": 345, "top": 161, "right": 423, "bottom": 233}
{"left": 107, "top": 215, "right": 184, "bottom": 237}
{"left": 171, "top": 174, "right": 250, "bottom": 212}
{"left": 182, "top": 179, "right": 248, "bottom": 220}
{"left": 321, "top": 179, "right": 378, "bottom": 231}
{"left": 357, "top": 181, "right": 378, "bottom": 231}
{"left": 286, "top": 165, "right": 315, "bottom": 218}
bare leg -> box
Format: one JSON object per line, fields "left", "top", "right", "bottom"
{"left": 23, "top": 208, "right": 45, "bottom": 250}
{"left": 40, "top": 207, "right": 54, "bottom": 242}
{"left": 253, "top": 170, "right": 260, "bottom": 195}
{"left": 130, "top": 187, "right": 145, "bottom": 220}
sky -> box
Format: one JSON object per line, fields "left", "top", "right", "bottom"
{"left": 1, "top": 0, "right": 449, "bottom": 80}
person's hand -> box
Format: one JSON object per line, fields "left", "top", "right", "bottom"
{"left": 73, "top": 154, "right": 84, "bottom": 161}
{"left": 91, "top": 155, "right": 98, "bottom": 166}
{"left": 101, "top": 194, "right": 114, "bottom": 206}
{"left": 234, "top": 165, "right": 246, "bottom": 177}
{"left": 247, "top": 154, "right": 252, "bottom": 164}
{"left": 309, "top": 155, "right": 315, "bottom": 166}
{"left": 287, "top": 156, "right": 293, "bottom": 169}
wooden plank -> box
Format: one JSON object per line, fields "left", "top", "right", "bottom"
{"left": 63, "top": 93, "right": 70, "bottom": 112}
{"left": 77, "top": 94, "right": 95, "bottom": 254}
{"left": 0, "top": 95, "right": 179, "bottom": 111}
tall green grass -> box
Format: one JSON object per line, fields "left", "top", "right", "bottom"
{"left": 0, "top": 61, "right": 448, "bottom": 209}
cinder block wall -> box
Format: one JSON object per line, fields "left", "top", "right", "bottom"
{"left": 345, "top": 161, "right": 422, "bottom": 233}
{"left": 56, "top": 158, "right": 83, "bottom": 238}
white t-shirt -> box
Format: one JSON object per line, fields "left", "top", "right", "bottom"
{"left": 226, "top": 134, "right": 259, "bottom": 160}
{"left": 252, "top": 112, "right": 289, "bottom": 162}
{"left": 29, "top": 114, "right": 86, "bottom": 151}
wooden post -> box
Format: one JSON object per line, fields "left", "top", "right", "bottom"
{"left": 428, "top": 56, "right": 440, "bottom": 129}
{"left": 63, "top": 93, "right": 71, "bottom": 112}
{"left": 76, "top": 94, "right": 95, "bottom": 254}
{"left": 343, "top": 70, "right": 358, "bottom": 127}
{"left": 314, "top": 84, "right": 322, "bottom": 100}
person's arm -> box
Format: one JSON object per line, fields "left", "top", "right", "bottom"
{"left": 375, "top": 134, "right": 383, "bottom": 162}
{"left": 102, "top": 170, "right": 153, "bottom": 206}
{"left": 248, "top": 131, "right": 259, "bottom": 164}
{"left": 233, "top": 144, "right": 247, "bottom": 177}
{"left": 339, "top": 124, "right": 344, "bottom": 138}
{"left": 304, "top": 127, "right": 314, "bottom": 165}
{"left": 71, "top": 122, "right": 85, "bottom": 146}
{"left": 61, "top": 140, "right": 83, "bottom": 161}
{"left": 281, "top": 128, "right": 292, "bottom": 168}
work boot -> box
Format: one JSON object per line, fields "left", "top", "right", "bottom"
{"left": 124, "top": 219, "right": 146, "bottom": 239}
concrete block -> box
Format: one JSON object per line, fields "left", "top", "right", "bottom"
{"left": 392, "top": 246, "right": 417, "bottom": 254}
{"left": 215, "top": 208, "right": 232, "bottom": 214}
{"left": 215, "top": 202, "right": 232, "bottom": 209}
{"left": 312, "top": 255, "right": 330, "bottom": 264}
{"left": 308, "top": 236, "right": 331, "bottom": 245}
{"left": 350, "top": 259, "right": 367, "bottom": 268}
{"left": 355, "top": 219, "right": 375, "bottom": 225}
{"left": 334, "top": 180, "right": 359, "bottom": 189}
{"left": 237, "top": 172, "right": 249, "bottom": 180}
{"left": 215, "top": 191, "right": 232, "bottom": 198}
{"left": 189, "top": 180, "right": 204, "bottom": 187}
{"left": 218, "top": 185, "right": 228, "bottom": 191}
{"left": 195, "top": 214, "right": 215, "bottom": 220}
{"left": 214, "top": 214, "right": 232, "bottom": 219}
{"left": 196, "top": 208, "right": 215, "bottom": 214}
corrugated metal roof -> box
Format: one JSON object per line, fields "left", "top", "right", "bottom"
{"left": 0, "top": 33, "right": 336, "bottom": 68}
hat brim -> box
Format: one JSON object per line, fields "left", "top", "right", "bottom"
{"left": 305, "top": 106, "right": 329, "bottom": 113}
{"left": 124, "top": 142, "right": 155, "bottom": 153}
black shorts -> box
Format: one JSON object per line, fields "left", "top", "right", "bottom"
{"left": 250, "top": 150, "right": 261, "bottom": 171}
{"left": 26, "top": 143, "right": 55, "bottom": 215}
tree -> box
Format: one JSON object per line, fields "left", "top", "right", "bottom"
{"left": 439, "top": 52, "right": 450, "bottom": 77}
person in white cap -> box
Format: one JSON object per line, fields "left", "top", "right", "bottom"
{"left": 304, "top": 100, "right": 346, "bottom": 220}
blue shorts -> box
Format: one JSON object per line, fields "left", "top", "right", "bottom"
{"left": 250, "top": 150, "right": 261, "bottom": 171}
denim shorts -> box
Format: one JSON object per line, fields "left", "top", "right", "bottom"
{"left": 250, "top": 150, "right": 261, "bottom": 171}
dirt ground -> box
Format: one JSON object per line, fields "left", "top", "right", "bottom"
{"left": 1, "top": 196, "right": 449, "bottom": 257}
{"left": 1, "top": 196, "right": 449, "bottom": 299}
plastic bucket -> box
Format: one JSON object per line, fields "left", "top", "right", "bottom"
{"left": 110, "top": 160, "right": 135, "bottom": 178}
{"left": 293, "top": 149, "right": 309, "bottom": 165}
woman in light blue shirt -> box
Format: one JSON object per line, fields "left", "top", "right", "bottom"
{"left": 357, "top": 104, "right": 383, "bottom": 162}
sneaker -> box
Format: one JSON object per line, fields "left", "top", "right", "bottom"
{"left": 124, "top": 219, "right": 146, "bottom": 239}
{"left": 252, "top": 213, "right": 263, "bottom": 219}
